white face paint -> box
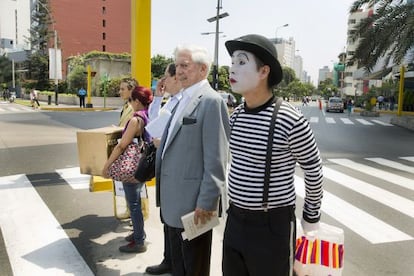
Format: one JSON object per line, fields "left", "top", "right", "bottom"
{"left": 229, "top": 50, "right": 261, "bottom": 94}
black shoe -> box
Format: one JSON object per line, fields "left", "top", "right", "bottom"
{"left": 145, "top": 261, "right": 171, "bottom": 275}
{"left": 119, "top": 241, "right": 147, "bottom": 253}
{"left": 125, "top": 232, "right": 134, "bottom": 242}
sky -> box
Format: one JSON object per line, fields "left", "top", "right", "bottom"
{"left": 151, "top": 0, "right": 356, "bottom": 85}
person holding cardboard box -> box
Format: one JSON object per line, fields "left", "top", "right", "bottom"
{"left": 102, "top": 85, "right": 153, "bottom": 253}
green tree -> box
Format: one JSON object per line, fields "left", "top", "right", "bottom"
{"left": 349, "top": 0, "right": 414, "bottom": 71}
{"left": 67, "top": 65, "right": 87, "bottom": 93}
{"left": 151, "top": 54, "right": 174, "bottom": 80}
{"left": 25, "top": 0, "right": 53, "bottom": 90}
{"left": 0, "top": 55, "right": 12, "bottom": 86}
{"left": 279, "top": 67, "right": 297, "bottom": 87}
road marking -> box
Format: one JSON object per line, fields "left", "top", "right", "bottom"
{"left": 0, "top": 174, "right": 94, "bottom": 276}
{"left": 340, "top": 118, "right": 354, "bottom": 124}
{"left": 371, "top": 120, "right": 393, "bottom": 126}
{"left": 309, "top": 117, "right": 319, "bottom": 123}
{"left": 328, "top": 158, "right": 414, "bottom": 191}
{"left": 355, "top": 118, "right": 374, "bottom": 125}
{"left": 325, "top": 117, "right": 335, "bottom": 124}
{"left": 323, "top": 166, "right": 414, "bottom": 218}
{"left": 295, "top": 175, "right": 413, "bottom": 244}
{"left": 365, "top": 157, "right": 414, "bottom": 174}
{"left": 55, "top": 167, "right": 90, "bottom": 190}
{"left": 0, "top": 108, "right": 4, "bottom": 112}
{"left": 400, "top": 156, "right": 414, "bottom": 163}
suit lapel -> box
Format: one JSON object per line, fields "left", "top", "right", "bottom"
{"left": 163, "top": 87, "right": 204, "bottom": 150}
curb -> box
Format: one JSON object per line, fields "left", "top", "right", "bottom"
{"left": 39, "top": 107, "right": 117, "bottom": 112}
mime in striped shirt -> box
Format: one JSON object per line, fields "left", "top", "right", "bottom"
{"left": 222, "top": 34, "right": 324, "bottom": 276}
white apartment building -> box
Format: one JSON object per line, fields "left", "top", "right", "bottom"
{"left": 271, "top": 36, "right": 307, "bottom": 82}
{"left": 344, "top": 8, "right": 373, "bottom": 96}
{"left": 318, "top": 65, "right": 332, "bottom": 84}
{"left": 0, "top": 0, "right": 32, "bottom": 54}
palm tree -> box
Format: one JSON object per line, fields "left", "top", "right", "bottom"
{"left": 349, "top": 0, "right": 414, "bottom": 71}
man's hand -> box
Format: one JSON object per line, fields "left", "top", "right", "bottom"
{"left": 152, "top": 138, "right": 161, "bottom": 148}
{"left": 194, "top": 208, "right": 215, "bottom": 225}
{"left": 155, "top": 77, "right": 166, "bottom": 97}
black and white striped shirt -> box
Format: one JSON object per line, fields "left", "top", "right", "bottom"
{"left": 228, "top": 97, "right": 323, "bottom": 222}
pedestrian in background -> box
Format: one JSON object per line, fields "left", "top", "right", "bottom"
{"left": 347, "top": 98, "right": 353, "bottom": 117}
{"left": 102, "top": 85, "right": 153, "bottom": 253}
{"left": 155, "top": 44, "right": 230, "bottom": 276}
{"left": 223, "top": 34, "right": 323, "bottom": 276}
{"left": 145, "top": 63, "right": 183, "bottom": 275}
{"left": 30, "top": 89, "right": 40, "bottom": 109}
{"left": 78, "top": 87, "right": 87, "bottom": 108}
{"left": 119, "top": 78, "right": 138, "bottom": 127}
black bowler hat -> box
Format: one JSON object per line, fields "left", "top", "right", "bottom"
{"left": 225, "top": 34, "right": 283, "bottom": 86}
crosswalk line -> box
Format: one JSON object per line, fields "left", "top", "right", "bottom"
{"left": 340, "top": 118, "right": 354, "bottom": 124}
{"left": 400, "top": 156, "right": 414, "bottom": 163}
{"left": 328, "top": 158, "right": 414, "bottom": 191}
{"left": 309, "top": 117, "right": 319, "bottom": 123}
{"left": 0, "top": 174, "right": 94, "bottom": 276}
{"left": 323, "top": 166, "right": 414, "bottom": 218}
{"left": 365, "top": 157, "right": 414, "bottom": 174}
{"left": 55, "top": 167, "right": 90, "bottom": 189}
{"left": 325, "top": 117, "right": 335, "bottom": 124}
{"left": 295, "top": 175, "right": 413, "bottom": 244}
{"left": 355, "top": 118, "right": 374, "bottom": 125}
{"left": 371, "top": 120, "right": 393, "bottom": 126}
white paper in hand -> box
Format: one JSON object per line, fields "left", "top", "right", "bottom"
{"left": 181, "top": 211, "right": 219, "bottom": 241}
{"left": 145, "top": 109, "right": 171, "bottom": 138}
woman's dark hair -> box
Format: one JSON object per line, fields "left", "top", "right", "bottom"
{"left": 166, "top": 63, "right": 176, "bottom": 77}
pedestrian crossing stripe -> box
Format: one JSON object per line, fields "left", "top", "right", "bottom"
{"left": 308, "top": 117, "right": 393, "bottom": 126}
{"left": 328, "top": 158, "right": 414, "bottom": 191}
{"left": 340, "top": 118, "right": 353, "bottom": 124}
{"left": 0, "top": 174, "right": 94, "bottom": 276}
{"left": 365, "top": 157, "right": 414, "bottom": 174}
{"left": 326, "top": 117, "right": 335, "bottom": 124}
{"left": 295, "top": 175, "right": 413, "bottom": 244}
{"left": 371, "top": 120, "right": 393, "bottom": 126}
{"left": 323, "top": 166, "right": 414, "bottom": 219}
{"left": 355, "top": 118, "right": 374, "bottom": 125}
{"left": 400, "top": 156, "right": 414, "bottom": 162}
{"left": 55, "top": 167, "right": 90, "bottom": 190}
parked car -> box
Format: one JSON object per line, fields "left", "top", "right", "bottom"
{"left": 326, "top": 97, "right": 344, "bottom": 113}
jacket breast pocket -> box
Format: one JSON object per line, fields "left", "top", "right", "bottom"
{"left": 182, "top": 116, "right": 197, "bottom": 125}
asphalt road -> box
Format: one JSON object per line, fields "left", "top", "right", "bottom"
{"left": 0, "top": 101, "right": 413, "bottom": 275}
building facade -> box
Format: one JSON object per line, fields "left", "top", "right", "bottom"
{"left": 344, "top": 8, "right": 374, "bottom": 96}
{"left": 49, "top": 0, "right": 131, "bottom": 77}
{"left": 0, "top": 0, "right": 32, "bottom": 54}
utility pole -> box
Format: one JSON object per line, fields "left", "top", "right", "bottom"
{"left": 207, "top": 0, "right": 229, "bottom": 91}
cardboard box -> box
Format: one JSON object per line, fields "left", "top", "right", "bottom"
{"left": 77, "top": 126, "right": 123, "bottom": 175}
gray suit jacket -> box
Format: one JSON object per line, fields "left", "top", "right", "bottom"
{"left": 155, "top": 82, "right": 230, "bottom": 228}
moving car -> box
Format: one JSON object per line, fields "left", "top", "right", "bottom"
{"left": 326, "top": 97, "right": 344, "bottom": 113}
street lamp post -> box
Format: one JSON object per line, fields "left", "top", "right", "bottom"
{"left": 275, "top": 23, "right": 289, "bottom": 39}
{"left": 207, "top": 0, "right": 229, "bottom": 91}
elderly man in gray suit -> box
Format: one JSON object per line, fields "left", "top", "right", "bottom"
{"left": 155, "top": 44, "right": 230, "bottom": 276}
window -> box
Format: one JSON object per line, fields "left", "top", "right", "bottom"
{"left": 102, "top": 6, "right": 106, "bottom": 14}
{"left": 102, "top": 20, "right": 106, "bottom": 27}
{"left": 102, "top": 32, "right": 106, "bottom": 40}
{"left": 102, "top": 45, "right": 106, "bottom": 51}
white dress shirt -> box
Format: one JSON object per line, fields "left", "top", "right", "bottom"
{"left": 162, "top": 79, "right": 208, "bottom": 157}
{"left": 148, "top": 92, "right": 183, "bottom": 122}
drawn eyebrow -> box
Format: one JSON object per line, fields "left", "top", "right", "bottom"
{"left": 234, "top": 52, "right": 249, "bottom": 60}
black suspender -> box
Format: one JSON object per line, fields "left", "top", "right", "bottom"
{"left": 262, "top": 97, "right": 283, "bottom": 211}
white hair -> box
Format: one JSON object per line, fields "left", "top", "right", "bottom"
{"left": 174, "top": 44, "right": 212, "bottom": 76}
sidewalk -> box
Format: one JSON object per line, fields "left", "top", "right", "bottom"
{"left": 93, "top": 185, "right": 225, "bottom": 276}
